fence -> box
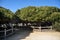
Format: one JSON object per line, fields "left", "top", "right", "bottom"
{"left": 31, "top": 26, "right": 52, "bottom": 32}
{"left": 0, "top": 27, "right": 14, "bottom": 40}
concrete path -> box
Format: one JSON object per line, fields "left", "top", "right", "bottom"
{"left": 22, "top": 32, "right": 60, "bottom": 40}
{"left": 6, "top": 30, "right": 60, "bottom": 40}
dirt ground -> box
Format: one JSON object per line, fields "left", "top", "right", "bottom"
{"left": 6, "top": 30, "right": 60, "bottom": 40}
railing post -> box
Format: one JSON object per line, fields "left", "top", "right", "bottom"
{"left": 12, "top": 26, "right": 13, "bottom": 33}
{"left": 50, "top": 26, "right": 52, "bottom": 30}
{"left": 39, "top": 26, "right": 41, "bottom": 32}
{"left": 4, "top": 28, "right": 6, "bottom": 40}
{"left": 9, "top": 23, "right": 14, "bottom": 33}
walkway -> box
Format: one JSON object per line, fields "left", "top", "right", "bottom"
{"left": 6, "top": 30, "right": 60, "bottom": 40}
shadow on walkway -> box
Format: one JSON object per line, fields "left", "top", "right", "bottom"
{"left": 6, "top": 28, "right": 33, "bottom": 40}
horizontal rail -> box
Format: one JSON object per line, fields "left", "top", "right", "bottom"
{"left": 6, "top": 29, "right": 12, "bottom": 32}
{"left": 0, "top": 36, "right": 4, "bottom": 38}
{"left": 0, "top": 29, "right": 14, "bottom": 32}
{"left": 31, "top": 26, "right": 52, "bottom": 28}
{"left": 41, "top": 26, "right": 52, "bottom": 29}
{"left": 6, "top": 32, "right": 14, "bottom": 37}
{"left": 0, "top": 33, "right": 14, "bottom": 38}
{"left": 0, "top": 30, "right": 4, "bottom": 32}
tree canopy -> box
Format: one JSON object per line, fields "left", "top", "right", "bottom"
{"left": 15, "top": 6, "right": 60, "bottom": 23}
{"left": 0, "top": 7, "right": 14, "bottom": 23}
{"left": 0, "top": 6, "right": 60, "bottom": 24}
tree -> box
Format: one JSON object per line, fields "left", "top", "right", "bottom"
{"left": 53, "top": 22, "right": 60, "bottom": 31}
{"left": 16, "top": 6, "right": 38, "bottom": 22}
{"left": 15, "top": 6, "right": 60, "bottom": 26}
{"left": 48, "top": 12, "right": 60, "bottom": 23}
{"left": 0, "top": 7, "right": 14, "bottom": 23}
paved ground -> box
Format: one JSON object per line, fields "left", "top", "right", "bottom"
{"left": 6, "top": 30, "right": 60, "bottom": 40}
{"left": 22, "top": 32, "right": 60, "bottom": 40}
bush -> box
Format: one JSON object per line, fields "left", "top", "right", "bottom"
{"left": 53, "top": 22, "right": 60, "bottom": 31}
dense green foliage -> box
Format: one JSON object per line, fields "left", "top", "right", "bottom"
{"left": 0, "top": 7, "right": 14, "bottom": 23}
{"left": 53, "top": 22, "right": 60, "bottom": 31}
{"left": 16, "top": 6, "right": 60, "bottom": 23}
